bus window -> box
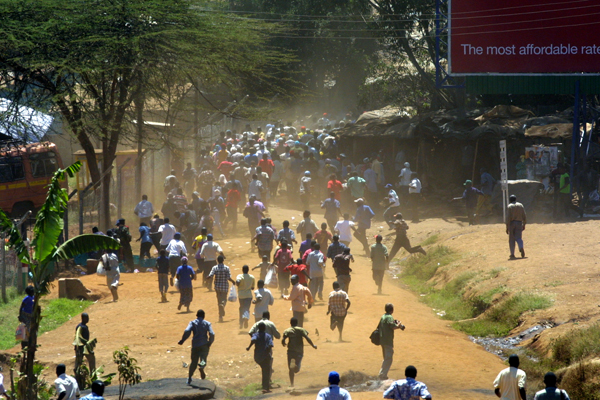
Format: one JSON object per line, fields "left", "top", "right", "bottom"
{"left": 30, "top": 151, "right": 58, "bottom": 178}
{"left": 0, "top": 156, "right": 25, "bottom": 183}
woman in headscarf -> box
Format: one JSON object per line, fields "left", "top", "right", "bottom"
{"left": 175, "top": 257, "right": 196, "bottom": 312}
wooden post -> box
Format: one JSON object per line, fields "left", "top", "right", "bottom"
{"left": 471, "top": 139, "right": 480, "bottom": 183}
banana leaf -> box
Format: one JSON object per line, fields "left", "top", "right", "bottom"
{"left": 52, "top": 234, "right": 120, "bottom": 261}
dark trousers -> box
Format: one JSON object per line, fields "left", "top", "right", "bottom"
{"left": 353, "top": 227, "right": 370, "bottom": 256}
{"left": 410, "top": 193, "right": 420, "bottom": 222}
{"left": 140, "top": 242, "right": 152, "bottom": 260}
{"left": 389, "top": 236, "right": 424, "bottom": 260}
{"left": 257, "top": 357, "right": 272, "bottom": 390}
{"left": 168, "top": 256, "right": 181, "bottom": 278}
{"left": 383, "top": 205, "right": 400, "bottom": 226}
{"left": 122, "top": 243, "right": 134, "bottom": 269}
{"left": 189, "top": 344, "right": 210, "bottom": 378}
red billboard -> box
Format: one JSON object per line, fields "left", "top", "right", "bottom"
{"left": 449, "top": 0, "right": 600, "bottom": 74}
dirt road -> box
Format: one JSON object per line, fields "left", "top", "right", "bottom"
{"left": 25, "top": 204, "right": 506, "bottom": 399}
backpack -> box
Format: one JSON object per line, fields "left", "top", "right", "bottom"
{"left": 370, "top": 321, "right": 381, "bottom": 346}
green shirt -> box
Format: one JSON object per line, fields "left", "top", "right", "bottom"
{"left": 370, "top": 243, "right": 389, "bottom": 270}
{"left": 347, "top": 176, "right": 366, "bottom": 198}
{"left": 379, "top": 314, "right": 396, "bottom": 347}
{"left": 559, "top": 172, "right": 570, "bottom": 194}
{"left": 236, "top": 273, "right": 255, "bottom": 299}
{"left": 283, "top": 327, "right": 309, "bottom": 354}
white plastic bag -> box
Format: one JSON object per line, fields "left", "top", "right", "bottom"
{"left": 96, "top": 262, "right": 106, "bottom": 276}
{"left": 174, "top": 278, "right": 180, "bottom": 292}
{"left": 265, "top": 266, "right": 278, "bottom": 289}
{"left": 228, "top": 285, "right": 238, "bottom": 302}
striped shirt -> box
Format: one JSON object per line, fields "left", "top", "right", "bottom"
{"left": 208, "top": 263, "right": 231, "bottom": 292}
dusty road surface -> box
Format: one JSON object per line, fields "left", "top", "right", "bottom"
{"left": 18, "top": 203, "right": 510, "bottom": 399}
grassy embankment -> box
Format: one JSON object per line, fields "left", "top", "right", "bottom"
{"left": 0, "top": 287, "right": 92, "bottom": 350}
{"left": 397, "top": 236, "right": 600, "bottom": 399}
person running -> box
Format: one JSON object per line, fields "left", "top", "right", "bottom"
{"left": 534, "top": 372, "right": 569, "bottom": 400}
{"left": 284, "top": 259, "right": 310, "bottom": 287}
{"left": 166, "top": 232, "right": 187, "bottom": 286}
{"left": 370, "top": 235, "right": 389, "bottom": 295}
{"left": 246, "top": 322, "right": 274, "bottom": 393}
{"left": 334, "top": 213, "right": 355, "bottom": 247}
{"left": 136, "top": 222, "right": 153, "bottom": 262}
{"left": 249, "top": 311, "right": 281, "bottom": 339}
{"left": 80, "top": 380, "right": 105, "bottom": 400}
{"left": 176, "top": 257, "right": 196, "bottom": 312}
{"left": 493, "top": 354, "right": 527, "bottom": 400}
{"left": 236, "top": 265, "right": 255, "bottom": 329}
{"left": 317, "top": 371, "right": 352, "bottom": 400}
{"left": 73, "top": 313, "right": 96, "bottom": 379}
{"left": 223, "top": 183, "right": 241, "bottom": 230}
{"left": 101, "top": 251, "right": 120, "bottom": 302}
{"left": 383, "top": 184, "right": 401, "bottom": 228}
{"left": 377, "top": 303, "right": 406, "bottom": 380}
{"left": 252, "top": 282, "right": 275, "bottom": 322}
{"left": 178, "top": 309, "right": 215, "bottom": 385}
{"left": 352, "top": 199, "right": 374, "bottom": 256}
{"left": 298, "top": 233, "right": 313, "bottom": 258}
{"left": 452, "top": 180, "right": 483, "bottom": 226}
{"left": 273, "top": 241, "right": 293, "bottom": 295}
{"left": 327, "top": 282, "right": 350, "bottom": 342}
{"left": 192, "top": 227, "right": 208, "bottom": 274}
{"left": 115, "top": 219, "right": 134, "bottom": 271}
{"left": 383, "top": 365, "right": 431, "bottom": 399}
{"left": 296, "top": 210, "right": 319, "bottom": 240}
{"left": 277, "top": 220, "right": 298, "bottom": 249}
{"left": 314, "top": 223, "right": 333, "bottom": 256}
{"left": 332, "top": 248, "right": 354, "bottom": 293}
{"left": 156, "top": 249, "right": 170, "bottom": 302}
{"left": 207, "top": 255, "right": 236, "bottom": 322}
{"left": 133, "top": 194, "right": 154, "bottom": 226}
{"left": 388, "top": 213, "right": 426, "bottom": 261}
{"left": 282, "top": 316, "right": 317, "bottom": 389}
{"left": 243, "top": 196, "right": 265, "bottom": 246}
{"left": 199, "top": 234, "right": 225, "bottom": 290}
{"left": 299, "top": 171, "right": 312, "bottom": 210}
{"left": 321, "top": 192, "right": 342, "bottom": 233}
{"left": 254, "top": 218, "right": 276, "bottom": 261}
{"left": 158, "top": 217, "right": 176, "bottom": 251}
{"left": 283, "top": 275, "right": 314, "bottom": 327}
{"left": 306, "top": 243, "right": 325, "bottom": 301}
{"left": 506, "top": 195, "right": 527, "bottom": 260}
{"left": 54, "top": 364, "right": 80, "bottom": 400}
{"left": 252, "top": 255, "right": 271, "bottom": 281}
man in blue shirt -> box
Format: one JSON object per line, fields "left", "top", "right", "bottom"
{"left": 176, "top": 257, "right": 196, "bottom": 313}
{"left": 245, "top": 322, "right": 274, "bottom": 393}
{"left": 352, "top": 198, "right": 374, "bottom": 256}
{"left": 317, "top": 371, "right": 351, "bottom": 400}
{"left": 178, "top": 309, "right": 215, "bottom": 385}
{"left": 298, "top": 233, "right": 313, "bottom": 258}
{"left": 383, "top": 365, "right": 431, "bottom": 400}
{"left": 81, "top": 380, "right": 105, "bottom": 400}
{"left": 137, "top": 222, "right": 153, "bottom": 262}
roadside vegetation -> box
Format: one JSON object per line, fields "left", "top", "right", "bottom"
{"left": 397, "top": 244, "right": 551, "bottom": 337}
{"left": 0, "top": 287, "right": 91, "bottom": 350}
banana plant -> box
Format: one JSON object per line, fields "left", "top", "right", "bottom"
{"left": 0, "top": 161, "right": 120, "bottom": 399}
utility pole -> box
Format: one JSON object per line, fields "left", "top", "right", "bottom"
{"left": 135, "top": 87, "right": 145, "bottom": 202}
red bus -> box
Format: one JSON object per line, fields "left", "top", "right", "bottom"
{"left": 0, "top": 141, "right": 64, "bottom": 217}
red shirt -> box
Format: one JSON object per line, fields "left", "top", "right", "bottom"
{"left": 258, "top": 159, "right": 275, "bottom": 177}
{"left": 226, "top": 189, "right": 241, "bottom": 208}
{"left": 284, "top": 263, "right": 308, "bottom": 285}
{"left": 274, "top": 248, "right": 293, "bottom": 273}
{"left": 327, "top": 180, "right": 343, "bottom": 200}
{"left": 218, "top": 161, "right": 234, "bottom": 176}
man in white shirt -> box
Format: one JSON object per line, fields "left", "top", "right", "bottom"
{"left": 166, "top": 232, "right": 187, "bottom": 285}
{"left": 334, "top": 213, "right": 355, "bottom": 247}
{"left": 54, "top": 364, "right": 79, "bottom": 400}
{"left": 199, "top": 234, "right": 224, "bottom": 289}
{"left": 306, "top": 244, "right": 325, "bottom": 300}
{"left": 252, "top": 280, "right": 274, "bottom": 322}
{"left": 398, "top": 162, "right": 412, "bottom": 203}
{"left": 133, "top": 194, "right": 154, "bottom": 225}
{"left": 158, "top": 217, "right": 176, "bottom": 250}
{"left": 248, "top": 174, "right": 264, "bottom": 201}
{"left": 494, "top": 354, "right": 526, "bottom": 400}
{"left": 408, "top": 172, "right": 422, "bottom": 223}
{"left": 383, "top": 184, "right": 401, "bottom": 228}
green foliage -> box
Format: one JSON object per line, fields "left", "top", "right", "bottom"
{"left": 0, "top": 297, "right": 91, "bottom": 350}
{"left": 400, "top": 245, "right": 456, "bottom": 281}
{"left": 420, "top": 234, "right": 439, "bottom": 247}
{"left": 552, "top": 324, "right": 600, "bottom": 367}
{"left": 8, "top": 358, "right": 55, "bottom": 400}
{"left": 454, "top": 293, "right": 552, "bottom": 337}
{"left": 76, "top": 365, "right": 116, "bottom": 391}
{"left": 113, "top": 346, "right": 142, "bottom": 400}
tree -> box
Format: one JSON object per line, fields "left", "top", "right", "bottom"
{"left": 228, "top": 0, "right": 378, "bottom": 113}
{"left": 0, "top": 161, "right": 120, "bottom": 400}
{"left": 0, "top": 0, "right": 291, "bottom": 229}
{"left": 113, "top": 346, "right": 142, "bottom": 400}
{"left": 367, "top": 0, "right": 458, "bottom": 109}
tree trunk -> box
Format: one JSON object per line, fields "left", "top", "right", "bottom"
{"left": 21, "top": 295, "right": 41, "bottom": 399}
